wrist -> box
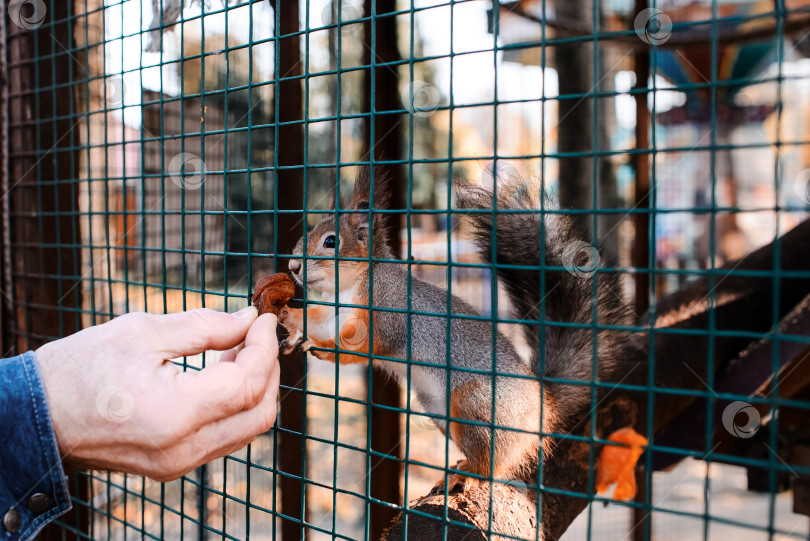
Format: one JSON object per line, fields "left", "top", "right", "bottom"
{"left": 34, "top": 343, "right": 79, "bottom": 459}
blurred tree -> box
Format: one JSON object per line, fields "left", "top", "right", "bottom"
{"left": 554, "top": 0, "right": 594, "bottom": 236}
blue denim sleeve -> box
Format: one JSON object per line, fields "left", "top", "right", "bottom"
{"left": 0, "top": 351, "right": 72, "bottom": 540}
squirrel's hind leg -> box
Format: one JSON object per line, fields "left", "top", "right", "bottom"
{"left": 447, "top": 379, "right": 542, "bottom": 489}
{"left": 431, "top": 459, "right": 479, "bottom": 494}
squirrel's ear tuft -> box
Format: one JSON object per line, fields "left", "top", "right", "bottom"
{"left": 351, "top": 166, "right": 371, "bottom": 208}
{"left": 328, "top": 186, "right": 337, "bottom": 210}
{"left": 349, "top": 165, "right": 391, "bottom": 247}
{"left": 350, "top": 165, "right": 391, "bottom": 210}
{"left": 327, "top": 169, "right": 337, "bottom": 210}
{"left": 329, "top": 170, "right": 351, "bottom": 210}
{"left": 349, "top": 199, "right": 370, "bottom": 242}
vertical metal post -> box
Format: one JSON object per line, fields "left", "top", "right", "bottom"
{"left": 277, "top": 1, "right": 306, "bottom": 539}
{"left": 362, "top": 1, "right": 404, "bottom": 537}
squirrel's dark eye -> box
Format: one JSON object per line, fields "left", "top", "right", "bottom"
{"left": 323, "top": 235, "right": 336, "bottom": 249}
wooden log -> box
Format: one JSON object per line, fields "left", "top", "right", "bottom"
{"left": 382, "top": 393, "right": 644, "bottom": 541}
{"left": 382, "top": 483, "right": 538, "bottom": 541}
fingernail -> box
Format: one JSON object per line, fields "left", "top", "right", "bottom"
{"left": 233, "top": 306, "right": 258, "bottom": 320}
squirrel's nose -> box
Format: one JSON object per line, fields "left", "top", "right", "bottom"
{"left": 288, "top": 259, "right": 301, "bottom": 274}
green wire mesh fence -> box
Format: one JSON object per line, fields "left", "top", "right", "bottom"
{"left": 3, "top": 0, "right": 810, "bottom": 539}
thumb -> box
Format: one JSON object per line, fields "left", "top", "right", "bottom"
{"left": 154, "top": 307, "right": 258, "bottom": 358}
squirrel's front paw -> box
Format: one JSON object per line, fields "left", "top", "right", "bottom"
{"left": 279, "top": 329, "right": 304, "bottom": 355}
{"left": 279, "top": 338, "right": 298, "bottom": 355}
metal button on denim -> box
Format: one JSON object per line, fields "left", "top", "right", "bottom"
{"left": 2, "top": 508, "right": 21, "bottom": 533}
{"left": 27, "top": 493, "right": 50, "bottom": 515}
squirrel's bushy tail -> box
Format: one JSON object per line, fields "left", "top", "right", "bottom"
{"left": 457, "top": 179, "right": 630, "bottom": 391}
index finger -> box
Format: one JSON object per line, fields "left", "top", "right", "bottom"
{"left": 176, "top": 314, "right": 279, "bottom": 431}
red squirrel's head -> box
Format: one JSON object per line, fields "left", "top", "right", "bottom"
{"left": 288, "top": 167, "right": 393, "bottom": 295}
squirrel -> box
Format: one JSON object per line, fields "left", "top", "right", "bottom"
{"left": 273, "top": 167, "right": 632, "bottom": 488}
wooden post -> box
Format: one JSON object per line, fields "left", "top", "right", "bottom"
{"left": 631, "top": 1, "right": 652, "bottom": 537}
{"left": 3, "top": 0, "right": 88, "bottom": 537}
{"left": 632, "top": 0, "right": 651, "bottom": 317}
{"left": 276, "top": 1, "right": 307, "bottom": 539}
{"left": 0, "top": 0, "right": 8, "bottom": 357}
{"left": 362, "top": 1, "right": 404, "bottom": 539}
{"left": 554, "top": 0, "right": 595, "bottom": 235}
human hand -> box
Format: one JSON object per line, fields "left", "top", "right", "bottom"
{"left": 34, "top": 307, "right": 279, "bottom": 482}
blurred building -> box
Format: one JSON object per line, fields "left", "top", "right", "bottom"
{"left": 140, "top": 89, "right": 227, "bottom": 283}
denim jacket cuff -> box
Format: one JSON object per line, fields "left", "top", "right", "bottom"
{"left": 0, "top": 351, "right": 72, "bottom": 540}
